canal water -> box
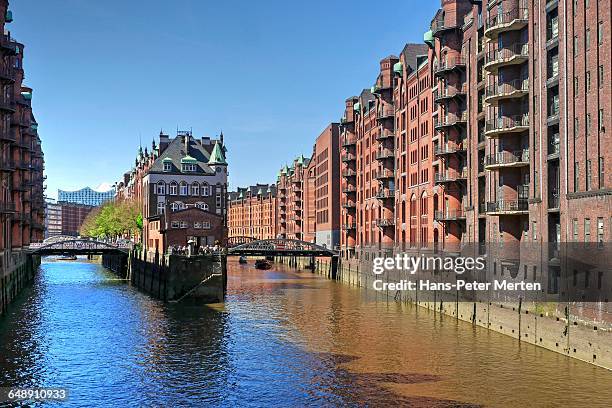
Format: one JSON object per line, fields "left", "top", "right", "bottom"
{"left": 0, "top": 260, "right": 611, "bottom": 407}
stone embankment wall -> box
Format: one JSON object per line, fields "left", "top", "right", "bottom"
{"left": 0, "top": 251, "right": 40, "bottom": 317}
{"left": 277, "top": 255, "right": 612, "bottom": 370}
{"left": 103, "top": 251, "right": 226, "bottom": 303}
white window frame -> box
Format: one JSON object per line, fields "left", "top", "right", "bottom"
{"left": 191, "top": 183, "right": 200, "bottom": 196}
{"left": 157, "top": 202, "right": 165, "bottom": 214}
{"left": 169, "top": 182, "right": 178, "bottom": 195}
{"left": 179, "top": 182, "right": 188, "bottom": 196}
{"left": 203, "top": 221, "right": 211, "bottom": 229}
{"left": 156, "top": 181, "right": 166, "bottom": 195}
{"left": 202, "top": 184, "right": 210, "bottom": 197}
{"left": 163, "top": 162, "right": 172, "bottom": 172}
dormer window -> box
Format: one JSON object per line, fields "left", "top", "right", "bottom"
{"left": 162, "top": 158, "right": 173, "bottom": 172}
{"left": 182, "top": 163, "right": 197, "bottom": 172}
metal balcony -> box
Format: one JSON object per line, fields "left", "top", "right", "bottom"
{"left": 342, "top": 185, "right": 356, "bottom": 194}
{"left": 375, "top": 149, "right": 394, "bottom": 160}
{"left": 434, "top": 143, "right": 466, "bottom": 156}
{"left": 483, "top": 43, "right": 529, "bottom": 72}
{"left": 0, "top": 96, "right": 16, "bottom": 112}
{"left": 484, "top": 79, "right": 529, "bottom": 105}
{"left": 341, "top": 136, "right": 357, "bottom": 147}
{"left": 431, "top": 16, "right": 459, "bottom": 37}
{"left": 0, "top": 157, "right": 15, "bottom": 172}
{"left": 376, "top": 130, "right": 394, "bottom": 141}
{"left": 376, "top": 107, "right": 394, "bottom": 121}
{"left": 434, "top": 112, "right": 468, "bottom": 130}
{"left": 433, "top": 85, "right": 467, "bottom": 102}
{"left": 0, "top": 65, "right": 15, "bottom": 83}
{"left": 434, "top": 57, "right": 466, "bottom": 77}
{"left": 434, "top": 169, "right": 468, "bottom": 184}
{"left": 374, "top": 169, "right": 395, "bottom": 180}
{"left": 434, "top": 209, "right": 466, "bottom": 222}
{"left": 342, "top": 222, "right": 357, "bottom": 230}
{"left": 485, "top": 115, "right": 529, "bottom": 138}
{"left": 342, "top": 201, "right": 356, "bottom": 209}
{"left": 0, "top": 201, "right": 16, "bottom": 213}
{"left": 0, "top": 34, "right": 18, "bottom": 55}
{"left": 486, "top": 199, "right": 529, "bottom": 215}
{"left": 341, "top": 153, "right": 356, "bottom": 162}
{"left": 485, "top": 150, "right": 530, "bottom": 170}
{"left": 342, "top": 169, "right": 357, "bottom": 178}
{"left": 484, "top": 7, "right": 529, "bottom": 39}
{"left": 376, "top": 189, "right": 395, "bottom": 200}
{"left": 375, "top": 218, "right": 395, "bottom": 228}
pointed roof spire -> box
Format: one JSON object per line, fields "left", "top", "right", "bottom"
{"left": 208, "top": 141, "right": 227, "bottom": 165}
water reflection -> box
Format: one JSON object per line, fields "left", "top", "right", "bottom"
{"left": 0, "top": 259, "right": 609, "bottom": 407}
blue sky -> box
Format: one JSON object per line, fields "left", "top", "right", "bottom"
{"left": 11, "top": 0, "right": 438, "bottom": 198}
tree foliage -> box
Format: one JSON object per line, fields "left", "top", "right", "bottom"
{"left": 80, "top": 199, "right": 143, "bottom": 239}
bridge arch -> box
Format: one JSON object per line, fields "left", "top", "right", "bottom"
{"left": 29, "top": 238, "right": 132, "bottom": 256}
{"left": 228, "top": 239, "right": 338, "bottom": 257}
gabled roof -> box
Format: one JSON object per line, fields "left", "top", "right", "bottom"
{"left": 148, "top": 136, "right": 218, "bottom": 174}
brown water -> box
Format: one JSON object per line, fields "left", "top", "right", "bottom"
{"left": 0, "top": 259, "right": 610, "bottom": 407}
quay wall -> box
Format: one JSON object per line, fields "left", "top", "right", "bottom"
{"left": 276, "top": 255, "right": 612, "bottom": 370}
{"left": 0, "top": 251, "right": 40, "bottom": 317}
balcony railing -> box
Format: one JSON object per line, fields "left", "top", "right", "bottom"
{"left": 484, "top": 43, "right": 529, "bottom": 71}
{"left": 485, "top": 115, "right": 530, "bottom": 136}
{"left": 433, "top": 84, "right": 467, "bottom": 102}
{"left": 485, "top": 149, "right": 530, "bottom": 168}
{"left": 0, "top": 65, "right": 15, "bottom": 82}
{"left": 342, "top": 169, "right": 356, "bottom": 178}
{"left": 485, "top": 7, "right": 529, "bottom": 38}
{"left": 548, "top": 137, "right": 560, "bottom": 157}
{"left": 375, "top": 218, "right": 395, "bottom": 227}
{"left": 342, "top": 222, "right": 357, "bottom": 230}
{"left": 0, "top": 201, "right": 16, "bottom": 213}
{"left": 434, "top": 209, "right": 466, "bottom": 221}
{"left": 434, "top": 112, "right": 468, "bottom": 129}
{"left": 486, "top": 199, "right": 529, "bottom": 214}
{"left": 434, "top": 142, "right": 466, "bottom": 156}
{"left": 0, "top": 157, "right": 15, "bottom": 171}
{"left": 341, "top": 136, "right": 357, "bottom": 147}
{"left": 484, "top": 79, "right": 529, "bottom": 103}
{"left": 434, "top": 169, "right": 468, "bottom": 183}
{"left": 0, "top": 33, "right": 18, "bottom": 54}
{"left": 341, "top": 153, "right": 356, "bottom": 162}
{"left": 342, "top": 185, "right": 356, "bottom": 193}
{"left": 431, "top": 16, "right": 458, "bottom": 37}
{"left": 376, "top": 107, "right": 395, "bottom": 120}
{"left": 342, "top": 201, "right": 356, "bottom": 209}
{"left": 376, "top": 189, "right": 396, "bottom": 199}
{"left": 375, "top": 149, "right": 394, "bottom": 160}
{"left": 434, "top": 57, "right": 466, "bottom": 76}
{"left": 374, "top": 169, "right": 395, "bottom": 180}
{"left": 548, "top": 192, "right": 560, "bottom": 209}
{"left": 0, "top": 95, "right": 15, "bottom": 112}
{"left": 376, "top": 130, "right": 394, "bottom": 141}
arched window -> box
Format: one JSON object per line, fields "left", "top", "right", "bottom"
{"left": 421, "top": 192, "right": 428, "bottom": 216}
{"left": 179, "top": 181, "right": 188, "bottom": 196}
{"left": 191, "top": 183, "right": 200, "bottom": 196}
{"left": 169, "top": 181, "right": 178, "bottom": 196}
{"left": 156, "top": 181, "right": 166, "bottom": 195}
{"left": 195, "top": 202, "right": 209, "bottom": 211}
{"left": 202, "top": 183, "right": 210, "bottom": 197}
{"left": 157, "top": 201, "right": 165, "bottom": 214}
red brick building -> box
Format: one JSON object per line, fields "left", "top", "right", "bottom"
{"left": 59, "top": 202, "right": 93, "bottom": 237}
{"left": 276, "top": 155, "right": 314, "bottom": 242}
{"left": 228, "top": 184, "right": 278, "bottom": 240}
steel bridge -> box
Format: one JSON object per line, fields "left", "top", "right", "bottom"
{"left": 28, "top": 237, "right": 132, "bottom": 255}
{"left": 227, "top": 239, "right": 338, "bottom": 257}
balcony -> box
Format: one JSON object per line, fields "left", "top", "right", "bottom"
{"left": 341, "top": 136, "right": 357, "bottom": 147}
{"left": 434, "top": 112, "right": 468, "bottom": 130}
{"left": 0, "top": 95, "right": 16, "bottom": 112}
{"left": 375, "top": 149, "right": 394, "bottom": 161}
{"left": 375, "top": 218, "right": 395, "bottom": 228}
{"left": 0, "top": 34, "right": 18, "bottom": 55}
{"left": 374, "top": 169, "right": 395, "bottom": 180}
{"left": 434, "top": 57, "right": 466, "bottom": 77}
{"left": 486, "top": 199, "right": 529, "bottom": 215}
{"left": 433, "top": 85, "right": 467, "bottom": 102}
{"left": 342, "top": 200, "right": 356, "bottom": 209}
{"left": 431, "top": 16, "right": 458, "bottom": 37}
{"left": 342, "top": 169, "right": 357, "bottom": 178}
{"left": 0, "top": 128, "right": 16, "bottom": 142}
{"left": 434, "top": 169, "right": 468, "bottom": 184}
{"left": 376, "top": 107, "right": 394, "bottom": 121}
{"left": 0, "top": 65, "right": 15, "bottom": 83}
{"left": 548, "top": 191, "right": 560, "bottom": 210}
{"left": 342, "top": 185, "right": 356, "bottom": 194}
{"left": 485, "top": 149, "right": 530, "bottom": 169}
{"left": 548, "top": 136, "right": 560, "bottom": 159}
{"left": 341, "top": 153, "right": 356, "bottom": 163}
{"left": 484, "top": 7, "right": 529, "bottom": 39}
{"left": 342, "top": 222, "right": 357, "bottom": 230}
{"left": 15, "top": 160, "right": 30, "bottom": 170}
{"left": 376, "top": 189, "right": 395, "bottom": 200}
{"left": 434, "top": 209, "right": 466, "bottom": 221}
{"left": 434, "top": 142, "right": 466, "bottom": 156}
{"left": 0, "top": 201, "right": 16, "bottom": 213}
{"left": 483, "top": 43, "right": 529, "bottom": 72}
{"left": 484, "top": 79, "right": 529, "bottom": 105}
{"left": 0, "top": 157, "right": 15, "bottom": 172}
{"left": 376, "top": 130, "right": 394, "bottom": 141}
{"left": 372, "top": 82, "right": 393, "bottom": 94}
{"left": 485, "top": 115, "right": 529, "bottom": 138}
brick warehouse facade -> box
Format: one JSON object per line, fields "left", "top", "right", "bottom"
{"left": 228, "top": 184, "right": 278, "bottom": 240}
{"left": 0, "top": 0, "right": 46, "bottom": 316}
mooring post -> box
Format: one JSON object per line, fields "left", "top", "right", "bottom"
{"left": 331, "top": 255, "right": 338, "bottom": 280}
{"left": 221, "top": 254, "right": 228, "bottom": 295}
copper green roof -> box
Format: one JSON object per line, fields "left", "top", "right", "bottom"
{"left": 180, "top": 155, "right": 197, "bottom": 164}
{"left": 21, "top": 91, "right": 32, "bottom": 100}
{"left": 424, "top": 30, "right": 434, "bottom": 48}
{"left": 162, "top": 157, "right": 173, "bottom": 162}
{"left": 238, "top": 191, "right": 244, "bottom": 199}
{"left": 393, "top": 62, "right": 403, "bottom": 75}
{"left": 5, "top": 10, "right": 12, "bottom": 23}
{"left": 296, "top": 155, "right": 305, "bottom": 166}
{"left": 208, "top": 142, "right": 227, "bottom": 165}
{"left": 353, "top": 102, "right": 361, "bottom": 112}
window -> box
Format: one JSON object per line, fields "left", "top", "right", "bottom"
{"left": 195, "top": 202, "right": 209, "bottom": 211}
{"left": 599, "top": 109, "right": 604, "bottom": 132}
{"left": 179, "top": 181, "right": 188, "bottom": 196}
{"left": 597, "top": 218, "right": 604, "bottom": 245}
{"left": 163, "top": 162, "right": 172, "bottom": 172}
{"left": 574, "top": 36, "right": 578, "bottom": 56}
{"left": 202, "top": 184, "right": 210, "bottom": 197}
{"left": 586, "top": 29, "right": 590, "bottom": 51}
{"left": 180, "top": 221, "right": 188, "bottom": 229}
{"left": 599, "top": 22, "right": 604, "bottom": 45}
{"left": 203, "top": 221, "right": 211, "bottom": 229}
{"left": 194, "top": 222, "right": 202, "bottom": 229}
{"left": 599, "top": 157, "right": 605, "bottom": 188}
{"left": 182, "top": 163, "right": 196, "bottom": 172}
{"left": 192, "top": 183, "right": 200, "bottom": 196}
{"left": 586, "top": 160, "right": 592, "bottom": 190}
{"left": 169, "top": 182, "right": 178, "bottom": 195}
{"left": 157, "top": 202, "right": 165, "bottom": 215}
{"left": 600, "top": 65, "right": 604, "bottom": 88}
{"left": 171, "top": 221, "right": 180, "bottom": 229}
{"left": 156, "top": 181, "right": 166, "bottom": 195}
{"left": 573, "top": 219, "right": 579, "bottom": 241}
{"left": 584, "top": 218, "right": 591, "bottom": 242}
{"left": 532, "top": 221, "right": 538, "bottom": 240}
{"left": 574, "top": 163, "right": 579, "bottom": 191}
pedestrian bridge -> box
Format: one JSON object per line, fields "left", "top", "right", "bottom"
{"left": 227, "top": 239, "right": 338, "bottom": 257}
{"left": 28, "top": 236, "right": 132, "bottom": 255}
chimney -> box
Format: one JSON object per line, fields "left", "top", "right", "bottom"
{"left": 184, "top": 134, "right": 189, "bottom": 154}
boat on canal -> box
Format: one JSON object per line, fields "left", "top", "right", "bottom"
{"left": 254, "top": 259, "right": 272, "bottom": 270}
